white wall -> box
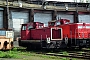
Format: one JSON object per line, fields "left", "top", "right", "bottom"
{"left": 88, "top": 0, "right": 90, "bottom": 3}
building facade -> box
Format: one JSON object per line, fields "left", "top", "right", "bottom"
{"left": 0, "top": 0, "right": 90, "bottom": 40}
{"left": 88, "top": 0, "right": 90, "bottom": 3}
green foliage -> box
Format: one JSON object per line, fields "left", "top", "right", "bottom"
{"left": 1, "top": 53, "right": 17, "bottom": 58}
{"left": 0, "top": 50, "right": 20, "bottom": 58}
{"left": 61, "top": 58, "right": 77, "bottom": 60}
{"left": 72, "top": 58, "right": 77, "bottom": 60}
{"left": 0, "top": 48, "right": 79, "bottom": 60}
{"left": 12, "top": 47, "right": 18, "bottom": 51}
{"left": 61, "top": 58, "right": 67, "bottom": 60}
{"left": 62, "top": 51, "right": 69, "bottom": 56}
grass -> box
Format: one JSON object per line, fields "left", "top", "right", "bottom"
{"left": 0, "top": 51, "right": 20, "bottom": 58}
{"left": 61, "top": 58, "right": 77, "bottom": 60}
{"left": 62, "top": 51, "right": 69, "bottom": 56}
{"left": 0, "top": 48, "right": 81, "bottom": 60}
{"left": 0, "top": 49, "right": 21, "bottom": 58}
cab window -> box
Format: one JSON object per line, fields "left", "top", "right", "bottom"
{"left": 28, "top": 26, "right": 33, "bottom": 30}
{"left": 86, "top": 26, "right": 90, "bottom": 28}
{"left": 78, "top": 26, "right": 82, "bottom": 28}
{"left": 56, "top": 21, "right": 60, "bottom": 25}
{"left": 0, "top": 30, "right": 6, "bottom": 36}
{"left": 22, "top": 25, "right": 26, "bottom": 30}
{"left": 50, "top": 22, "right": 55, "bottom": 26}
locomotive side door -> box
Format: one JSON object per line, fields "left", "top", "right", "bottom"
{"left": 21, "top": 24, "right": 27, "bottom": 40}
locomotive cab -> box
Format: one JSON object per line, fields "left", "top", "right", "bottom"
{"left": 21, "top": 22, "right": 44, "bottom": 40}
{"left": 48, "top": 20, "right": 56, "bottom": 27}
{"left": 60, "top": 19, "right": 70, "bottom": 25}
{"left": 48, "top": 19, "right": 70, "bottom": 27}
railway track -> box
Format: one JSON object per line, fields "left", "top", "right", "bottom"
{"left": 15, "top": 46, "right": 90, "bottom": 59}
{"left": 44, "top": 52, "right": 90, "bottom": 59}
{"left": 36, "top": 48, "right": 90, "bottom": 60}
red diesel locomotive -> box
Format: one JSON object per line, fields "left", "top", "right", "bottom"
{"left": 19, "top": 19, "right": 90, "bottom": 49}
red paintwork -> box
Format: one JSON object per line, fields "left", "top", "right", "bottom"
{"left": 31, "top": 28, "right": 50, "bottom": 40}
{"left": 78, "top": 12, "right": 89, "bottom": 14}
{"left": 57, "top": 23, "right": 90, "bottom": 39}
{"left": 21, "top": 19, "right": 90, "bottom": 41}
